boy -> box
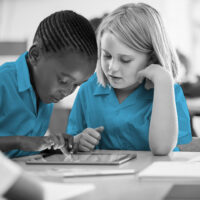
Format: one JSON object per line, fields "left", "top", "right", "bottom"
{"left": 0, "top": 10, "right": 97, "bottom": 158}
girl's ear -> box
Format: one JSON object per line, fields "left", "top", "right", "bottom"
{"left": 28, "top": 44, "right": 40, "bottom": 66}
{"left": 149, "top": 51, "right": 158, "bottom": 65}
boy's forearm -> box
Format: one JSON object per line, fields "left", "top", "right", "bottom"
{"left": 0, "top": 136, "right": 21, "bottom": 152}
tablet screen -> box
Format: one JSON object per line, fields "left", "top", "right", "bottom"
{"left": 26, "top": 153, "right": 137, "bottom": 165}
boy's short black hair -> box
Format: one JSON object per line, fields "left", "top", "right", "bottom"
{"left": 33, "top": 10, "right": 97, "bottom": 57}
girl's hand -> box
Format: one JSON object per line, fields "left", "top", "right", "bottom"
{"left": 74, "top": 126, "right": 104, "bottom": 152}
{"left": 136, "top": 64, "right": 173, "bottom": 90}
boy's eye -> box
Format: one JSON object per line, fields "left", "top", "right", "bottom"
{"left": 58, "top": 77, "right": 68, "bottom": 84}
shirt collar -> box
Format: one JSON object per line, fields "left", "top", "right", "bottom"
{"left": 93, "top": 84, "right": 111, "bottom": 96}
{"left": 16, "top": 52, "right": 32, "bottom": 92}
{"left": 93, "top": 81, "right": 153, "bottom": 100}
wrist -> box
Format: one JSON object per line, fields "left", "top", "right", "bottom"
{"left": 74, "top": 134, "right": 80, "bottom": 144}
{"left": 74, "top": 134, "right": 81, "bottom": 152}
{"left": 154, "top": 73, "right": 173, "bottom": 88}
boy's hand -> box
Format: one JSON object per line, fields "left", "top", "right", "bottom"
{"left": 136, "top": 64, "right": 173, "bottom": 90}
{"left": 48, "top": 133, "right": 73, "bottom": 152}
{"left": 74, "top": 126, "right": 104, "bottom": 152}
{"left": 18, "top": 134, "right": 73, "bottom": 152}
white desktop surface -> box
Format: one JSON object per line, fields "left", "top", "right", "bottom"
{"left": 13, "top": 150, "right": 200, "bottom": 200}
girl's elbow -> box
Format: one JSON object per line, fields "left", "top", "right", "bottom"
{"left": 151, "top": 145, "right": 174, "bottom": 156}
{"left": 150, "top": 138, "right": 176, "bottom": 156}
{"left": 149, "top": 129, "right": 178, "bottom": 156}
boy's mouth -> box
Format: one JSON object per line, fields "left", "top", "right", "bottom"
{"left": 50, "top": 95, "right": 63, "bottom": 103}
{"left": 51, "top": 98, "right": 59, "bottom": 103}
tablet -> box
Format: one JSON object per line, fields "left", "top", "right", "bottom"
{"left": 26, "top": 152, "right": 137, "bottom": 165}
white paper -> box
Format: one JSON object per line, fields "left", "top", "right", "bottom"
{"left": 188, "top": 156, "right": 200, "bottom": 163}
{"left": 138, "top": 161, "right": 200, "bottom": 179}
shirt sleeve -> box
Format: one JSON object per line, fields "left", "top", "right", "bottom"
{"left": 0, "top": 83, "right": 3, "bottom": 110}
{"left": 0, "top": 152, "right": 22, "bottom": 196}
{"left": 66, "top": 86, "right": 87, "bottom": 135}
{"left": 175, "top": 84, "right": 192, "bottom": 144}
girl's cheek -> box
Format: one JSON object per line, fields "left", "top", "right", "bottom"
{"left": 101, "top": 61, "right": 108, "bottom": 71}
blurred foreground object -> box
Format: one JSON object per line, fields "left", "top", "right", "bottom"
{"left": 0, "top": 152, "right": 43, "bottom": 200}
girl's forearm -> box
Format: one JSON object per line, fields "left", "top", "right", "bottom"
{"left": 149, "top": 79, "right": 178, "bottom": 155}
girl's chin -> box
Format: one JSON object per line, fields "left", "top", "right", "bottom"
{"left": 111, "top": 82, "right": 140, "bottom": 91}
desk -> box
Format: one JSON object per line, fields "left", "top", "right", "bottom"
{"left": 13, "top": 150, "right": 200, "bottom": 200}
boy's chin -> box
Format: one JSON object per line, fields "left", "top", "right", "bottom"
{"left": 40, "top": 97, "right": 55, "bottom": 104}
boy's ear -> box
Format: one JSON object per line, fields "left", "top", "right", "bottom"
{"left": 28, "top": 44, "right": 40, "bottom": 65}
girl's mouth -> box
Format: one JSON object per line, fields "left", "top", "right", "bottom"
{"left": 108, "top": 75, "right": 122, "bottom": 81}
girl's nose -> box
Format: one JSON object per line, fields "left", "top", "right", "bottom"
{"left": 108, "top": 60, "right": 120, "bottom": 73}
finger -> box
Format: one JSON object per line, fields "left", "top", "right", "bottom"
{"left": 56, "top": 134, "right": 66, "bottom": 148}
{"left": 51, "top": 135, "right": 60, "bottom": 150}
{"left": 40, "top": 142, "right": 53, "bottom": 151}
{"left": 72, "top": 142, "right": 79, "bottom": 153}
{"left": 84, "top": 134, "right": 99, "bottom": 145}
{"left": 60, "top": 147, "right": 69, "bottom": 155}
{"left": 145, "top": 79, "right": 154, "bottom": 90}
{"left": 44, "top": 136, "right": 55, "bottom": 146}
{"left": 63, "top": 134, "right": 73, "bottom": 150}
{"left": 136, "top": 71, "right": 146, "bottom": 84}
{"left": 95, "top": 126, "right": 104, "bottom": 132}
{"left": 79, "top": 145, "right": 91, "bottom": 152}
{"left": 80, "top": 139, "right": 95, "bottom": 150}
{"left": 86, "top": 129, "right": 101, "bottom": 140}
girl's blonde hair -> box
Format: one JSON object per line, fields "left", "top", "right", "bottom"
{"left": 96, "top": 3, "right": 180, "bottom": 87}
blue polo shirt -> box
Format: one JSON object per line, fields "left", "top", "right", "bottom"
{"left": 67, "top": 73, "right": 192, "bottom": 151}
{"left": 0, "top": 52, "right": 53, "bottom": 158}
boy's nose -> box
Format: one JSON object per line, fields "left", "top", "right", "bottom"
{"left": 61, "top": 85, "right": 77, "bottom": 97}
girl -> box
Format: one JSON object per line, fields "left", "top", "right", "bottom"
{"left": 66, "top": 3, "right": 192, "bottom": 155}
{"left": 0, "top": 10, "right": 97, "bottom": 157}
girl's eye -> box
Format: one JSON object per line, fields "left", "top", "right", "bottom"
{"left": 120, "top": 58, "right": 132, "bottom": 63}
{"left": 104, "top": 55, "right": 111, "bottom": 58}
{"left": 102, "top": 52, "right": 111, "bottom": 59}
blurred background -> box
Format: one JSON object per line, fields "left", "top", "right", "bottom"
{"left": 1, "top": 0, "right": 200, "bottom": 136}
